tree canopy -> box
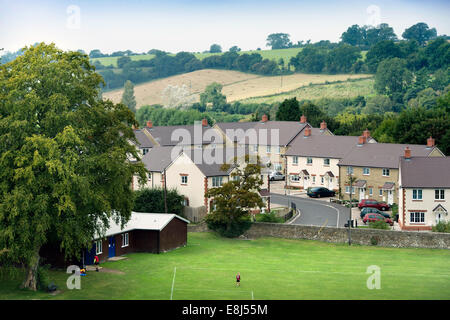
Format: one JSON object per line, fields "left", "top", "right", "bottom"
{"left": 0, "top": 43, "right": 147, "bottom": 290}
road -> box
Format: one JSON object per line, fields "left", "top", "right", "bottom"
{"left": 270, "top": 193, "right": 350, "bottom": 228}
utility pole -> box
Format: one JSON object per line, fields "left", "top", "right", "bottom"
{"left": 164, "top": 168, "right": 168, "bottom": 213}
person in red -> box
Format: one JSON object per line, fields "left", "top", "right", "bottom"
{"left": 236, "top": 272, "right": 240, "bottom": 287}
{"left": 94, "top": 255, "right": 99, "bottom": 272}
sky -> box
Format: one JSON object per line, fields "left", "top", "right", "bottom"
{"left": 1, "top": 0, "right": 449, "bottom": 54}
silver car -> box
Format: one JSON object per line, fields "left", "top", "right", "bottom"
{"left": 269, "top": 171, "right": 285, "bottom": 181}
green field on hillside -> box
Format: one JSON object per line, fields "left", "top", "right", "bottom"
{"left": 1, "top": 232, "right": 449, "bottom": 300}
{"left": 91, "top": 48, "right": 304, "bottom": 68}
{"left": 240, "top": 77, "right": 375, "bottom": 104}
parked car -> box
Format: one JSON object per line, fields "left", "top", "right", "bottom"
{"left": 363, "top": 213, "right": 394, "bottom": 226}
{"left": 307, "top": 187, "right": 336, "bottom": 198}
{"left": 360, "top": 207, "right": 390, "bottom": 219}
{"left": 358, "top": 199, "right": 390, "bottom": 211}
{"left": 269, "top": 171, "right": 285, "bottom": 181}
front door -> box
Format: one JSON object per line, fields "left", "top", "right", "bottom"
{"left": 303, "top": 176, "right": 309, "bottom": 189}
{"left": 436, "top": 213, "right": 442, "bottom": 224}
{"left": 388, "top": 190, "right": 393, "bottom": 205}
{"left": 108, "top": 236, "right": 116, "bottom": 258}
{"left": 328, "top": 177, "right": 333, "bottom": 190}
{"left": 359, "top": 188, "right": 365, "bottom": 201}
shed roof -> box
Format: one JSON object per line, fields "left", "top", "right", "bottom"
{"left": 97, "top": 212, "right": 189, "bottom": 239}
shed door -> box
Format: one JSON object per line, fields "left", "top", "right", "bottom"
{"left": 108, "top": 236, "right": 116, "bottom": 258}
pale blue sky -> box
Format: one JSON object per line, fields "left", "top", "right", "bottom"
{"left": 1, "top": 0, "right": 449, "bottom": 54}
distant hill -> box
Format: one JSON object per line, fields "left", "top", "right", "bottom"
{"left": 102, "top": 68, "right": 372, "bottom": 108}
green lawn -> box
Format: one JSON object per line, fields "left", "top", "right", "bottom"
{"left": 1, "top": 232, "right": 449, "bottom": 300}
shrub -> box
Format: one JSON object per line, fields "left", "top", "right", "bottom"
{"left": 205, "top": 215, "right": 252, "bottom": 238}
{"left": 256, "top": 212, "right": 284, "bottom": 223}
{"left": 37, "top": 264, "right": 51, "bottom": 291}
{"left": 370, "top": 236, "right": 380, "bottom": 246}
{"left": 368, "top": 220, "right": 390, "bottom": 230}
{"left": 133, "top": 188, "right": 185, "bottom": 216}
{"left": 432, "top": 221, "right": 450, "bottom": 233}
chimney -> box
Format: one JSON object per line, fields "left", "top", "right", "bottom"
{"left": 132, "top": 124, "right": 138, "bottom": 130}
{"left": 363, "top": 129, "right": 370, "bottom": 139}
{"left": 320, "top": 121, "right": 327, "bottom": 131}
{"left": 427, "top": 136, "right": 435, "bottom": 148}
{"left": 357, "top": 135, "right": 365, "bottom": 146}
{"left": 261, "top": 114, "right": 268, "bottom": 123}
{"left": 146, "top": 120, "right": 153, "bottom": 129}
{"left": 300, "top": 115, "right": 307, "bottom": 124}
{"left": 404, "top": 147, "right": 411, "bottom": 159}
{"left": 202, "top": 118, "right": 208, "bottom": 127}
{"left": 304, "top": 127, "right": 311, "bottom": 137}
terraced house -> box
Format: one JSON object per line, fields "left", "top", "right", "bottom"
{"left": 338, "top": 137, "right": 444, "bottom": 205}
{"left": 214, "top": 115, "right": 332, "bottom": 173}
{"left": 398, "top": 154, "right": 450, "bottom": 231}
{"left": 285, "top": 129, "right": 376, "bottom": 191}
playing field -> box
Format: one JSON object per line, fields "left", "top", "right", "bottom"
{"left": 1, "top": 232, "right": 449, "bottom": 300}
{"left": 102, "top": 69, "right": 372, "bottom": 108}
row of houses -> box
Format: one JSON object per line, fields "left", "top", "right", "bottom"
{"left": 130, "top": 116, "right": 449, "bottom": 230}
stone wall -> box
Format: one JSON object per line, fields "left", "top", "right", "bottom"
{"left": 188, "top": 221, "right": 450, "bottom": 249}
{"left": 243, "top": 223, "right": 450, "bottom": 249}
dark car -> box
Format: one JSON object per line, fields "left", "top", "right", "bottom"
{"left": 307, "top": 187, "right": 336, "bottom": 198}
{"left": 360, "top": 207, "right": 390, "bottom": 219}
{"left": 363, "top": 213, "right": 393, "bottom": 226}
{"left": 358, "top": 199, "right": 390, "bottom": 211}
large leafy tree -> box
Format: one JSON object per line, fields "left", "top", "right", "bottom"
{"left": 374, "top": 58, "right": 413, "bottom": 101}
{"left": 402, "top": 22, "right": 437, "bottom": 46}
{"left": 276, "top": 98, "right": 301, "bottom": 121}
{"left": 266, "top": 33, "right": 292, "bottom": 50}
{"left": 0, "top": 43, "right": 147, "bottom": 290}
{"left": 205, "top": 156, "right": 264, "bottom": 237}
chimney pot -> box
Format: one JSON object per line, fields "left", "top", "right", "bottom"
{"left": 202, "top": 118, "right": 208, "bottom": 127}
{"left": 146, "top": 120, "right": 153, "bottom": 128}
{"left": 300, "top": 115, "right": 307, "bottom": 124}
{"left": 320, "top": 121, "right": 327, "bottom": 130}
{"left": 261, "top": 114, "right": 268, "bottom": 123}
{"left": 358, "top": 135, "right": 365, "bottom": 145}
{"left": 427, "top": 136, "right": 435, "bottom": 148}
{"left": 363, "top": 129, "right": 370, "bottom": 139}
{"left": 304, "top": 127, "right": 311, "bottom": 137}
{"left": 404, "top": 147, "right": 411, "bottom": 159}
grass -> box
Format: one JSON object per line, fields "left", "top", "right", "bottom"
{"left": 1, "top": 232, "right": 449, "bottom": 300}
{"left": 240, "top": 77, "right": 375, "bottom": 104}
{"left": 102, "top": 68, "right": 372, "bottom": 108}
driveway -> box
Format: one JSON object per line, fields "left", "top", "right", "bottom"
{"left": 270, "top": 193, "right": 350, "bottom": 228}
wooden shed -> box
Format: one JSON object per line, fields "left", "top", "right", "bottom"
{"left": 83, "top": 212, "right": 189, "bottom": 264}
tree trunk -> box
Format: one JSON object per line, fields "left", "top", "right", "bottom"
{"left": 20, "top": 248, "right": 40, "bottom": 291}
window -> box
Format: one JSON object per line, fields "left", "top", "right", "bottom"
{"left": 382, "top": 168, "right": 390, "bottom": 176}
{"left": 266, "top": 146, "right": 271, "bottom": 153}
{"left": 181, "top": 176, "right": 188, "bottom": 184}
{"left": 435, "top": 189, "right": 445, "bottom": 200}
{"left": 345, "top": 186, "right": 355, "bottom": 194}
{"left": 142, "top": 148, "right": 149, "bottom": 155}
{"left": 212, "top": 176, "right": 223, "bottom": 187}
{"left": 363, "top": 167, "right": 370, "bottom": 175}
{"left": 369, "top": 188, "right": 373, "bottom": 196}
{"left": 412, "top": 189, "right": 422, "bottom": 200}
{"left": 122, "top": 233, "right": 129, "bottom": 247}
{"left": 324, "top": 158, "right": 330, "bottom": 166}
{"left": 312, "top": 176, "right": 316, "bottom": 183}
{"left": 148, "top": 173, "right": 152, "bottom": 181}
{"left": 293, "top": 156, "right": 298, "bottom": 164}
{"left": 410, "top": 212, "right": 425, "bottom": 223}
{"left": 290, "top": 175, "right": 300, "bottom": 182}
{"left": 183, "top": 198, "right": 189, "bottom": 206}
{"left": 232, "top": 175, "right": 240, "bottom": 181}
{"left": 253, "top": 145, "right": 258, "bottom": 152}
{"left": 379, "top": 189, "right": 383, "bottom": 197}
{"left": 307, "top": 157, "right": 312, "bottom": 165}
{"left": 274, "top": 163, "right": 282, "bottom": 171}
{"left": 276, "top": 146, "right": 281, "bottom": 154}
{"left": 95, "top": 240, "right": 102, "bottom": 255}
{"left": 321, "top": 177, "right": 324, "bottom": 184}
{"left": 347, "top": 166, "right": 353, "bottom": 174}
